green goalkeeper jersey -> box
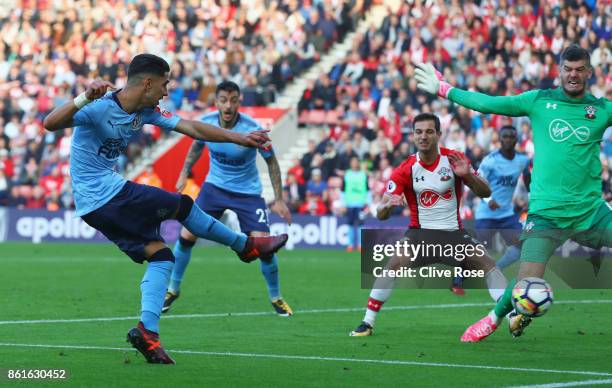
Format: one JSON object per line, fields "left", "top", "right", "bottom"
{"left": 449, "top": 87, "right": 612, "bottom": 223}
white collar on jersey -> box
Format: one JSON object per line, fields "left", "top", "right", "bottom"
{"left": 416, "top": 145, "right": 442, "bottom": 163}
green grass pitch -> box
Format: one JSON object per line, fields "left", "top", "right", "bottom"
{"left": 1, "top": 242, "right": 611, "bottom": 387}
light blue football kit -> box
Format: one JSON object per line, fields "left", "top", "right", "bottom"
{"left": 170, "top": 112, "right": 283, "bottom": 302}
{"left": 73, "top": 92, "right": 248, "bottom": 333}
{"left": 475, "top": 150, "right": 530, "bottom": 269}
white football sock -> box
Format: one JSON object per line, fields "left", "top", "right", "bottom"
{"left": 485, "top": 267, "right": 507, "bottom": 302}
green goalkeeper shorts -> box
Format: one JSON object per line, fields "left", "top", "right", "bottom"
{"left": 519, "top": 202, "right": 612, "bottom": 263}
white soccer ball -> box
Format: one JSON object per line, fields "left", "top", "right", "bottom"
{"left": 511, "top": 277, "right": 554, "bottom": 317}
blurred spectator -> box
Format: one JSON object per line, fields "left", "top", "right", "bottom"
{"left": 283, "top": 172, "right": 306, "bottom": 213}
{"left": 0, "top": 170, "right": 8, "bottom": 205}
{"left": 305, "top": 168, "right": 328, "bottom": 200}
{"left": 26, "top": 186, "right": 45, "bottom": 209}
{"left": 344, "top": 156, "right": 368, "bottom": 252}
{"left": 298, "top": 190, "right": 328, "bottom": 216}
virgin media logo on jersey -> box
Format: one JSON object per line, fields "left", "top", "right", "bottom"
{"left": 419, "top": 189, "right": 453, "bottom": 207}
{"left": 549, "top": 119, "right": 590, "bottom": 142}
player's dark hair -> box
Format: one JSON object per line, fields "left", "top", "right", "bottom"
{"left": 560, "top": 44, "right": 591, "bottom": 67}
{"left": 216, "top": 80, "right": 241, "bottom": 96}
{"left": 413, "top": 113, "right": 441, "bottom": 133}
{"left": 500, "top": 125, "right": 517, "bottom": 134}
{"left": 127, "top": 54, "right": 170, "bottom": 80}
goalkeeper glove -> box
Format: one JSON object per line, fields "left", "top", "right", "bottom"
{"left": 414, "top": 63, "right": 453, "bottom": 99}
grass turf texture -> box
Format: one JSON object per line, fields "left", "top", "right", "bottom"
{"left": 1, "top": 242, "right": 611, "bottom": 387}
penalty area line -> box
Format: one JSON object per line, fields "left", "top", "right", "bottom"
{"left": 507, "top": 378, "right": 612, "bottom": 387}
{"left": 0, "top": 299, "right": 611, "bottom": 326}
{"left": 0, "top": 342, "right": 611, "bottom": 378}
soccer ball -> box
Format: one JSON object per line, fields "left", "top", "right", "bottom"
{"left": 511, "top": 277, "right": 554, "bottom": 317}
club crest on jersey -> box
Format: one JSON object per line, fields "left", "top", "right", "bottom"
{"left": 419, "top": 189, "right": 453, "bottom": 208}
{"left": 387, "top": 180, "right": 397, "bottom": 193}
{"left": 131, "top": 113, "right": 142, "bottom": 129}
{"left": 155, "top": 106, "right": 173, "bottom": 118}
{"left": 438, "top": 167, "right": 452, "bottom": 181}
{"left": 584, "top": 106, "right": 596, "bottom": 120}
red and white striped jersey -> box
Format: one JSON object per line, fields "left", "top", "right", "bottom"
{"left": 386, "top": 148, "right": 475, "bottom": 230}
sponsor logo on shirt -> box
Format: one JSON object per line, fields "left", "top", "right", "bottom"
{"left": 419, "top": 189, "right": 453, "bottom": 208}
{"left": 97, "top": 138, "right": 125, "bottom": 159}
{"left": 548, "top": 119, "right": 590, "bottom": 142}
{"left": 210, "top": 150, "right": 246, "bottom": 166}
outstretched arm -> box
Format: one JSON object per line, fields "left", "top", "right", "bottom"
{"left": 43, "top": 80, "right": 116, "bottom": 131}
{"left": 174, "top": 119, "right": 270, "bottom": 148}
{"left": 266, "top": 154, "right": 292, "bottom": 224}
{"left": 447, "top": 88, "right": 533, "bottom": 117}
{"left": 176, "top": 141, "right": 205, "bottom": 192}
{"left": 414, "top": 63, "right": 535, "bottom": 117}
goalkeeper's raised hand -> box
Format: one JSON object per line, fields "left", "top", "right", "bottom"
{"left": 414, "top": 63, "right": 453, "bottom": 99}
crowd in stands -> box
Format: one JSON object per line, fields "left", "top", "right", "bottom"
{"left": 292, "top": 0, "right": 612, "bottom": 219}
{"left": 0, "top": 0, "right": 366, "bottom": 210}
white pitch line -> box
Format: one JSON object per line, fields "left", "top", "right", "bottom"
{"left": 1, "top": 299, "right": 611, "bottom": 326}
{"left": 0, "top": 342, "right": 611, "bottom": 378}
{"left": 508, "top": 378, "right": 612, "bottom": 387}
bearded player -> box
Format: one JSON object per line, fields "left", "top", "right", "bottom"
{"left": 163, "top": 81, "right": 293, "bottom": 317}
{"left": 415, "top": 44, "right": 612, "bottom": 342}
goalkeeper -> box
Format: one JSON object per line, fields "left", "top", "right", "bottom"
{"left": 415, "top": 44, "right": 612, "bottom": 342}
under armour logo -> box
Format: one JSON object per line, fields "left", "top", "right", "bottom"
{"left": 549, "top": 119, "right": 590, "bottom": 142}
{"left": 546, "top": 103, "right": 557, "bottom": 109}
{"left": 414, "top": 176, "right": 425, "bottom": 182}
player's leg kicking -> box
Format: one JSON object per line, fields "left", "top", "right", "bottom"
{"left": 84, "top": 183, "right": 287, "bottom": 364}
{"left": 165, "top": 183, "right": 292, "bottom": 316}
{"left": 462, "top": 204, "right": 612, "bottom": 342}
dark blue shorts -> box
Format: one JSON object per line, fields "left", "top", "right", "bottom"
{"left": 346, "top": 206, "right": 364, "bottom": 225}
{"left": 196, "top": 182, "right": 269, "bottom": 234}
{"left": 81, "top": 181, "right": 181, "bottom": 263}
{"left": 475, "top": 213, "right": 522, "bottom": 248}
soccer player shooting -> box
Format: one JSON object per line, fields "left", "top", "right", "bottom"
{"left": 415, "top": 44, "right": 612, "bottom": 342}
{"left": 43, "top": 54, "right": 289, "bottom": 364}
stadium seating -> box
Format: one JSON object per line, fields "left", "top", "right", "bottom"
{"left": 0, "top": 0, "right": 367, "bottom": 210}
